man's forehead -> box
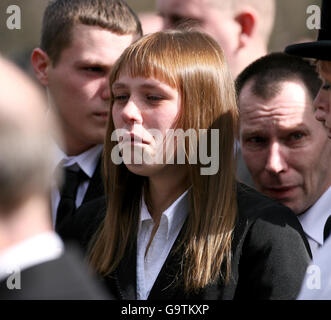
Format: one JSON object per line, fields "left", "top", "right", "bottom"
{"left": 239, "top": 80, "right": 312, "bottom": 113}
{"left": 59, "top": 24, "right": 133, "bottom": 63}
{"left": 241, "top": 116, "right": 308, "bottom": 134}
{"left": 240, "top": 98, "right": 309, "bottom": 117}
{"left": 241, "top": 110, "right": 305, "bottom": 130}
{"left": 69, "top": 24, "right": 132, "bottom": 44}
{"left": 239, "top": 80, "right": 317, "bottom": 130}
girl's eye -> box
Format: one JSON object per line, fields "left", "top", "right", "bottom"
{"left": 147, "top": 95, "right": 162, "bottom": 101}
{"left": 114, "top": 94, "right": 129, "bottom": 101}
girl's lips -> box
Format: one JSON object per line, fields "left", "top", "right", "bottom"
{"left": 119, "top": 133, "right": 150, "bottom": 145}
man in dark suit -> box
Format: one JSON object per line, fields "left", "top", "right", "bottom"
{"left": 0, "top": 56, "right": 108, "bottom": 300}
{"left": 31, "top": 0, "right": 142, "bottom": 233}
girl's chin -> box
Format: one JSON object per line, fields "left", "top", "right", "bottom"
{"left": 125, "top": 163, "right": 166, "bottom": 177}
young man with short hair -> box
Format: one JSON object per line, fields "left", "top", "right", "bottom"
{"left": 31, "top": 0, "right": 142, "bottom": 232}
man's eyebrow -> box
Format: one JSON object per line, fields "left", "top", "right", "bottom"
{"left": 242, "top": 124, "right": 309, "bottom": 138}
{"left": 74, "top": 60, "right": 110, "bottom": 68}
{"left": 279, "top": 124, "right": 310, "bottom": 134}
{"left": 241, "top": 130, "right": 265, "bottom": 138}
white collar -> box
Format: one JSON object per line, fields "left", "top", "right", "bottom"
{"left": 54, "top": 144, "right": 103, "bottom": 178}
{"left": 0, "top": 231, "right": 64, "bottom": 281}
{"left": 298, "top": 185, "right": 331, "bottom": 246}
{"left": 139, "top": 190, "right": 189, "bottom": 240}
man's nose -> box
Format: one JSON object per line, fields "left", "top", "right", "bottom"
{"left": 101, "top": 78, "right": 110, "bottom": 101}
{"left": 265, "top": 142, "right": 288, "bottom": 175}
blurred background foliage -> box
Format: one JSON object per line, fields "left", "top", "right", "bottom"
{"left": 0, "top": 0, "right": 321, "bottom": 70}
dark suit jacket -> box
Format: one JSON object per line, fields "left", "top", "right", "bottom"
{"left": 0, "top": 245, "right": 109, "bottom": 300}
{"left": 62, "top": 182, "right": 312, "bottom": 300}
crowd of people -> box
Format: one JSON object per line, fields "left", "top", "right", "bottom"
{"left": 0, "top": 0, "right": 331, "bottom": 301}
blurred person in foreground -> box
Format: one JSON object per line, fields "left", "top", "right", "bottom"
{"left": 139, "top": 12, "right": 163, "bottom": 35}
{"left": 0, "top": 56, "right": 108, "bottom": 300}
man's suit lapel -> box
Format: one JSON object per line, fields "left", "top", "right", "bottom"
{"left": 82, "top": 155, "right": 104, "bottom": 204}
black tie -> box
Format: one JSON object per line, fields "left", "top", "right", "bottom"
{"left": 55, "top": 168, "right": 87, "bottom": 230}
{"left": 323, "top": 215, "right": 331, "bottom": 242}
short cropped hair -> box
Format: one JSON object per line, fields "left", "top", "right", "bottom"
{"left": 236, "top": 52, "right": 322, "bottom": 102}
{"left": 41, "top": 0, "right": 143, "bottom": 65}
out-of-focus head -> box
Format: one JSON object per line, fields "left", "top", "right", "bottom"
{"left": 139, "top": 12, "right": 163, "bottom": 35}
{"left": 156, "top": 0, "right": 275, "bottom": 77}
{"left": 237, "top": 52, "right": 331, "bottom": 214}
{"left": 31, "top": 0, "right": 142, "bottom": 156}
{"left": 0, "top": 56, "right": 60, "bottom": 213}
{"left": 105, "top": 29, "right": 238, "bottom": 180}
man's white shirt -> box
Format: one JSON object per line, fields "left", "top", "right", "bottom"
{"left": 297, "top": 236, "right": 331, "bottom": 299}
{"left": 298, "top": 185, "right": 331, "bottom": 258}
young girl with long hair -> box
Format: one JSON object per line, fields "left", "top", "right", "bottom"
{"left": 81, "top": 30, "right": 310, "bottom": 299}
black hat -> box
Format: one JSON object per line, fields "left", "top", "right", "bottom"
{"left": 285, "top": 0, "right": 331, "bottom": 61}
